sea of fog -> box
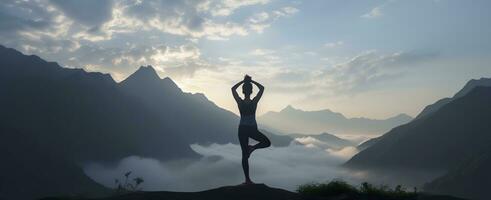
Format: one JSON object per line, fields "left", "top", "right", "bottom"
{"left": 84, "top": 137, "right": 366, "bottom": 192}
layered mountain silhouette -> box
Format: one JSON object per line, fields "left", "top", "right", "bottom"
{"left": 259, "top": 105, "right": 412, "bottom": 135}
{"left": 344, "top": 78, "right": 491, "bottom": 200}
{"left": 346, "top": 85, "right": 491, "bottom": 171}
{"left": 0, "top": 45, "right": 194, "bottom": 163}
{"left": 0, "top": 45, "right": 291, "bottom": 199}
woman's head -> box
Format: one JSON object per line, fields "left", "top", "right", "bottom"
{"left": 242, "top": 75, "right": 253, "bottom": 96}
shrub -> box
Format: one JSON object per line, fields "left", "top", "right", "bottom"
{"left": 297, "top": 180, "right": 358, "bottom": 197}
{"left": 297, "top": 180, "right": 418, "bottom": 199}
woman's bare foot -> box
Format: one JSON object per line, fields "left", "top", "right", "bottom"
{"left": 239, "top": 180, "right": 254, "bottom": 185}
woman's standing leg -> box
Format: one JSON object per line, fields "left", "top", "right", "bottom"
{"left": 238, "top": 126, "right": 252, "bottom": 183}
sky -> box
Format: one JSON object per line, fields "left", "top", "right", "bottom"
{"left": 1, "top": 0, "right": 491, "bottom": 119}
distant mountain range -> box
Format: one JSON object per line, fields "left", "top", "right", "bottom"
{"left": 0, "top": 45, "right": 290, "bottom": 199}
{"left": 258, "top": 105, "right": 412, "bottom": 136}
{"left": 345, "top": 77, "right": 491, "bottom": 200}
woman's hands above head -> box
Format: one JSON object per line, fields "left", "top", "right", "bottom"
{"left": 244, "top": 74, "right": 252, "bottom": 83}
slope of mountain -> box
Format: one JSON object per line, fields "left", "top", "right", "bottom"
{"left": 259, "top": 105, "right": 412, "bottom": 135}
{"left": 357, "top": 137, "right": 381, "bottom": 151}
{"left": 424, "top": 147, "right": 491, "bottom": 200}
{"left": 290, "top": 132, "right": 355, "bottom": 150}
{"left": 416, "top": 78, "right": 491, "bottom": 119}
{"left": 345, "top": 86, "right": 491, "bottom": 174}
{"left": 119, "top": 65, "right": 239, "bottom": 145}
{"left": 0, "top": 126, "right": 109, "bottom": 200}
{"left": 0, "top": 45, "right": 196, "bottom": 162}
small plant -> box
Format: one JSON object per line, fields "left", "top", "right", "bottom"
{"left": 114, "top": 171, "right": 145, "bottom": 194}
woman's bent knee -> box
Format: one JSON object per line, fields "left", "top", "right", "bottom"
{"left": 260, "top": 138, "right": 271, "bottom": 148}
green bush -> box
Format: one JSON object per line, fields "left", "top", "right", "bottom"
{"left": 297, "top": 180, "right": 358, "bottom": 197}
{"left": 297, "top": 180, "right": 417, "bottom": 199}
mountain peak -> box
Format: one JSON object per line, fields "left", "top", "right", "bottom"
{"left": 416, "top": 77, "right": 491, "bottom": 119}
{"left": 121, "top": 65, "right": 183, "bottom": 94}
{"left": 454, "top": 77, "right": 491, "bottom": 98}
{"left": 388, "top": 113, "right": 413, "bottom": 121}
{"left": 131, "top": 65, "right": 160, "bottom": 81}
{"left": 281, "top": 105, "right": 298, "bottom": 112}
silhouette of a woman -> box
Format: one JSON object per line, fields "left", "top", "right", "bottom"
{"left": 231, "top": 75, "right": 271, "bottom": 185}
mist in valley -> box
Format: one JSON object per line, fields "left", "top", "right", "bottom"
{"left": 84, "top": 137, "right": 362, "bottom": 191}
{"left": 84, "top": 135, "right": 438, "bottom": 192}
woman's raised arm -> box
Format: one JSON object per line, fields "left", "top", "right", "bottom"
{"left": 251, "top": 80, "right": 264, "bottom": 103}
{"left": 231, "top": 80, "right": 244, "bottom": 103}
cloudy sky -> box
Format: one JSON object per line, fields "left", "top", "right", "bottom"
{"left": 2, "top": 0, "right": 491, "bottom": 118}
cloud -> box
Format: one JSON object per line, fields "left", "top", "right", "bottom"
{"left": 249, "top": 12, "right": 270, "bottom": 24}
{"left": 312, "top": 50, "right": 438, "bottom": 95}
{"left": 324, "top": 41, "right": 344, "bottom": 48}
{"left": 361, "top": 1, "right": 397, "bottom": 19}
{"left": 110, "top": 0, "right": 228, "bottom": 39}
{"left": 0, "top": 0, "right": 59, "bottom": 36}
{"left": 49, "top": 0, "right": 114, "bottom": 27}
{"left": 231, "top": 49, "right": 438, "bottom": 101}
{"left": 327, "top": 147, "right": 359, "bottom": 159}
{"left": 247, "top": 6, "right": 299, "bottom": 33}
{"left": 30, "top": 42, "right": 210, "bottom": 81}
{"left": 209, "top": 0, "right": 271, "bottom": 16}
{"left": 250, "top": 48, "right": 275, "bottom": 56}
{"left": 0, "top": 0, "right": 300, "bottom": 82}
{"left": 361, "top": 6, "right": 383, "bottom": 19}
{"left": 0, "top": 0, "right": 296, "bottom": 45}
{"left": 272, "top": 6, "right": 299, "bottom": 17}
{"left": 84, "top": 141, "right": 362, "bottom": 191}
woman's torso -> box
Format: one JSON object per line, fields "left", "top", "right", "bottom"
{"left": 238, "top": 100, "right": 257, "bottom": 126}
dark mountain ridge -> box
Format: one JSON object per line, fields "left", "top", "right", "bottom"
{"left": 0, "top": 45, "right": 196, "bottom": 162}
{"left": 415, "top": 77, "right": 491, "bottom": 119}
{"left": 346, "top": 86, "right": 491, "bottom": 171}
